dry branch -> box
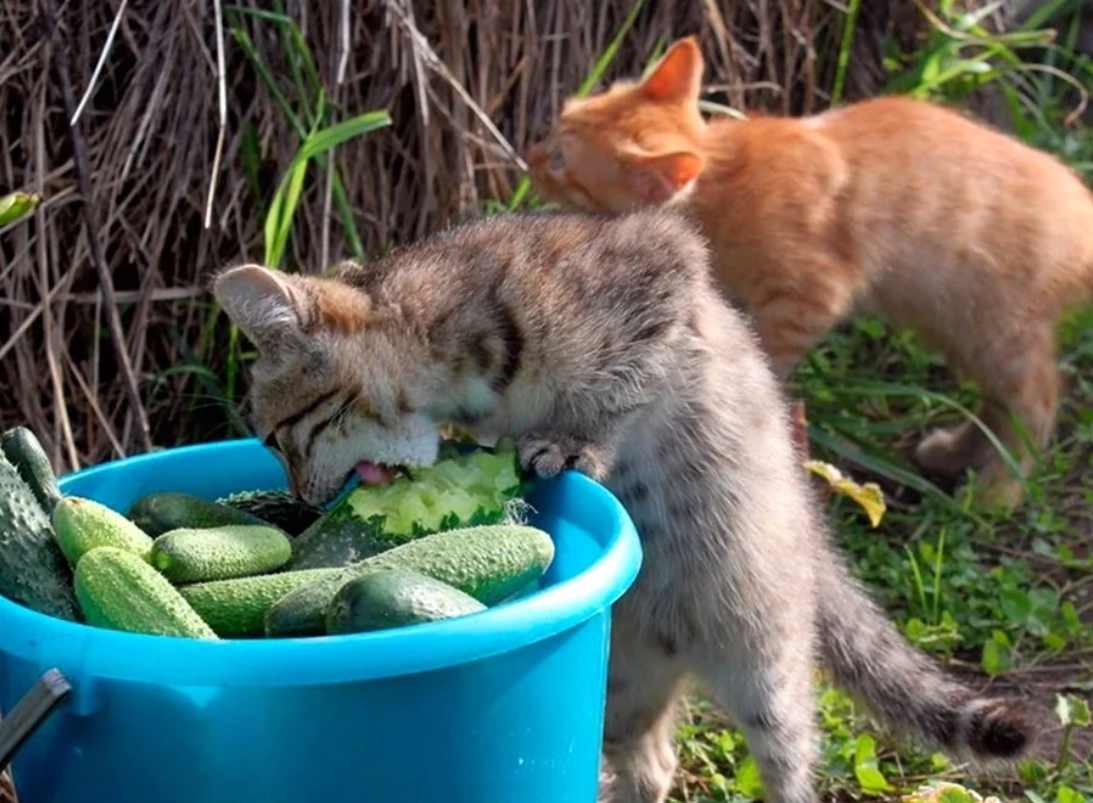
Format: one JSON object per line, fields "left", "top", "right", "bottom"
{"left": 39, "top": 0, "right": 152, "bottom": 453}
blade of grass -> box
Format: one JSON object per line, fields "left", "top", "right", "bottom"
{"left": 263, "top": 110, "right": 392, "bottom": 268}
{"left": 832, "top": 0, "right": 863, "bottom": 105}
{"left": 264, "top": 157, "right": 310, "bottom": 268}
{"left": 298, "top": 111, "right": 392, "bottom": 160}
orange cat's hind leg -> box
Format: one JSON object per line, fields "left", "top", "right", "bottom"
{"left": 914, "top": 324, "right": 1061, "bottom": 510}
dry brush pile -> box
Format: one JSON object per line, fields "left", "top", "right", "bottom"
{"left": 0, "top": 0, "right": 1008, "bottom": 471}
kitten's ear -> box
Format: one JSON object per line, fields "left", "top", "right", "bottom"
{"left": 640, "top": 36, "right": 704, "bottom": 103}
{"left": 622, "top": 150, "right": 705, "bottom": 203}
{"left": 213, "top": 264, "right": 308, "bottom": 352}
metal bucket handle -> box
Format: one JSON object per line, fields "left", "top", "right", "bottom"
{"left": 0, "top": 670, "right": 71, "bottom": 775}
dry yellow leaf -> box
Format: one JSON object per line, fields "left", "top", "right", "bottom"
{"left": 803, "top": 460, "right": 886, "bottom": 528}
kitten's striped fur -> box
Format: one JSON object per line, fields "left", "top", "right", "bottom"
{"left": 526, "top": 36, "right": 1093, "bottom": 511}
{"left": 214, "top": 208, "right": 1034, "bottom": 803}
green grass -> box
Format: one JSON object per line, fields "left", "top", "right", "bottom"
{"left": 666, "top": 306, "right": 1093, "bottom": 803}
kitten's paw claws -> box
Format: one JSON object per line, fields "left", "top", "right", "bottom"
{"left": 517, "top": 435, "right": 609, "bottom": 481}
{"left": 518, "top": 437, "right": 567, "bottom": 479}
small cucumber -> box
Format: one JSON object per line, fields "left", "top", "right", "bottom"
{"left": 127, "top": 492, "right": 274, "bottom": 537}
{"left": 326, "top": 568, "right": 486, "bottom": 635}
{"left": 52, "top": 497, "right": 155, "bottom": 565}
{"left": 177, "top": 567, "right": 340, "bottom": 638}
{"left": 215, "top": 491, "right": 322, "bottom": 536}
{"left": 74, "top": 546, "right": 218, "bottom": 639}
{"left": 0, "top": 453, "right": 80, "bottom": 621}
{"left": 151, "top": 525, "right": 292, "bottom": 584}
{"left": 266, "top": 524, "right": 554, "bottom": 638}
{"left": 1, "top": 426, "right": 63, "bottom": 516}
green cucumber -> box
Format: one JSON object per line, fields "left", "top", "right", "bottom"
{"left": 326, "top": 568, "right": 486, "bottom": 635}
{"left": 151, "top": 525, "right": 292, "bottom": 583}
{"left": 1, "top": 426, "right": 63, "bottom": 515}
{"left": 178, "top": 567, "right": 340, "bottom": 638}
{"left": 74, "top": 546, "right": 218, "bottom": 639}
{"left": 266, "top": 524, "right": 554, "bottom": 638}
{"left": 52, "top": 497, "right": 155, "bottom": 565}
{"left": 0, "top": 453, "right": 80, "bottom": 621}
{"left": 127, "top": 492, "right": 273, "bottom": 537}
{"left": 215, "top": 491, "right": 322, "bottom": 536}
{"left": 287, "top": 441, "right": 526, "bottom": 571}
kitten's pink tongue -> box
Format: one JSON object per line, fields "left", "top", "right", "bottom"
{"left": 356, "top": 461, "right": 393, "bottom": 486}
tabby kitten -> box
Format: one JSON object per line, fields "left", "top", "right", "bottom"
{"left": 213, "top": 209, "right": 1033, "bottom": 803}
{"left": 525, "top": 35, "right": 1093, "bottom": 510}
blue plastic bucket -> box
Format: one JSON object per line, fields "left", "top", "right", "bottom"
{"left": 0, "top": 439, "right": 641, "bottom": 803}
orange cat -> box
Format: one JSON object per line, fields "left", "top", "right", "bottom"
{"left": 526, "top": 35, "right": 1093, "bottom": 510}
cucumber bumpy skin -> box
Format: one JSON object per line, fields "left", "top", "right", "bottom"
{"left": 325, "top": 568, "right": 487, "bottom": 635}
{"left": 74, "top": 546, "right": 218, "bottom": 640}
{"left": 53, "top": 497, "right": 155, "bottom": 565}
{"left": 1, "top": 426, "right": 63, "bottom": 516}
{"left": 127, "top": 492, "right": 274, "bottom": 537}
{"left": 265, "top": 524, "right": 555, "bottom": 638}
{"left": 151, "top": 525, "right": 293, "bottom": 584}
{"left": 178, "top": 567, "right": 341, "bottom": 638}
{"left": 0, "top": 453, "right": 80, "bottom": 621}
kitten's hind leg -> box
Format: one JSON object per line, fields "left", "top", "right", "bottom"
{"left": 687, "top": 637, "right": 820, "bottom": 803}
{"left": 599, "top": 628, "right": 687, "bottom": 803}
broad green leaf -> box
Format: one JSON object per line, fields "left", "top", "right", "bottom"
{"left": 1055, "top": 694, "right": 1092, "bottom": 728}
{"left": 852, "top": 735, "right": 893, "bottom": 796}
{"left": 0, "top": 191, "right": 42, "bottom": 226}
{"left": 1055, "top": 786, "right": 1084, "bottom": 803}
{"left": 733, "top": 754, "right": 765, "bottom": 799}
{"left": 981, "top": 630, "right": 1014, "bottom": 676}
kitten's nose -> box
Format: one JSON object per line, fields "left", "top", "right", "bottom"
{"left": 286, "top": 467, "right": 306, "bottom": 499}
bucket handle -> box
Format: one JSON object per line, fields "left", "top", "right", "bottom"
{"left": 0, "top": 669, "right": 71, "bottom": 774}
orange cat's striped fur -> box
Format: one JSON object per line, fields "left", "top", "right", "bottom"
{"left": 526, "top": 36, "right": 1093, "bottom": 510}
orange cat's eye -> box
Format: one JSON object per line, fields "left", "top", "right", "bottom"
{"left": 548, "top": 149, "right": 566, "bottom": 174}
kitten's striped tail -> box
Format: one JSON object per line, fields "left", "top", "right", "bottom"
{"left": 816, "top": 551, "right": 1036, "bottom": 761}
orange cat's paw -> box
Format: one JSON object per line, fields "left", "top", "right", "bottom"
{"left": 965, "top": 478, "right": 1027, "bottom": 512}
{"left": 517, "top": 434, "right": 610, "bottom": 481}
{"left": 957, "top": 462, "right": 1029, "bottom": 512}
{"left": 913, "top": 425, "right": 977, "bottom": 477}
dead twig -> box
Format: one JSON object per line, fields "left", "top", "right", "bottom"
{"left": 39, "top": 0, "right": 153, "bottom": 453}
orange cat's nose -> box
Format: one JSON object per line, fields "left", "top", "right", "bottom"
{"left": 525, "top": 139, "right": 549, "bottom": 167}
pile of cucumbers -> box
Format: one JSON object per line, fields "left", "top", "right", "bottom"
{"left": 0, "top": 426, "right": 554, "bottom": 641}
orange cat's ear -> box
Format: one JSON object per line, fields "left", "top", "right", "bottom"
{"left": 622, "top": 150, "right": 705, "bottom": 203}
{"left": 640, "top": 36, "right": 704, "bottom": 103}
{"left": 213, "top": 264, "right": 307, "bottom": 352}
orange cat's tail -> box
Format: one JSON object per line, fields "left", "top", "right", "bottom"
{"left": 817, "top": 550, "right": 1036, "bottom": 762}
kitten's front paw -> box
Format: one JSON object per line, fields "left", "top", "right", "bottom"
{"left": 517, "top": 434, "right": 610, "bottom": 481}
